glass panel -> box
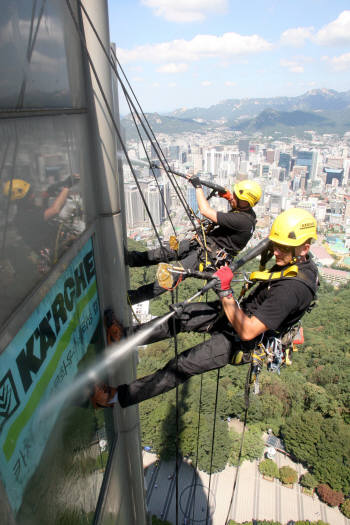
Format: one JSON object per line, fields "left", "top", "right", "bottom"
{"left": 0, "top": 239, "right": 115, "bottom": 524}
{"left": 16, "top": 327, "right": 114, "bottom": 525}
{"left": 0, "top": 115, "right": 95, "bottom": 329}
{"left": 0, "top": 0, "right": 86, "bottom": 109}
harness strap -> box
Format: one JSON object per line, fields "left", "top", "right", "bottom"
{"left": 249, "top": 264, "right": 299, "bottom": 282}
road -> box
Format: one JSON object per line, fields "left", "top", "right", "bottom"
{"left": 143, "top": 450, "right": 350, "bottom": 525}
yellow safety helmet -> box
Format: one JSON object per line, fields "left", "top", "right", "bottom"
{"left": 269, "top": 208, "right": 317, "bottom": 247}
{"left": 233, "top": 180, "right": 262, "bottom": 207}
{"left": 3, "top": 179, "right": 31, "bottom": 201}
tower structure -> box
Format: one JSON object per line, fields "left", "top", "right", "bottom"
{"left": 0, "top": 2, "right": 147, "bottom": 524}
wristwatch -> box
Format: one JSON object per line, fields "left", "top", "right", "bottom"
{"left": 219, "top": 289, "right": 234, "bottom": 298}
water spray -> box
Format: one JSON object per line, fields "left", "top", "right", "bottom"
{"left": 40, "top": 311, "right": 174, "bottom": 416}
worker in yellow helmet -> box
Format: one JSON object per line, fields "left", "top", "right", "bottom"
{"left": 3, "top": 175, "right": 79, "bottom": 272}
{"left": 3, "top": 179, "right": 31, "bottom": 201}
{"left": 92, "top": 208, "right": 318, "bottom": 409}
{"left": 127, "top": 177, "right": 262, "bottom": 304}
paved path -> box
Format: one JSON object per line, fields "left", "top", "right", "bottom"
{"left": 143, "top": 450, "right": 350, "bottom": 525}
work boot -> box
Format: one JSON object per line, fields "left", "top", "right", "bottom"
{"left": 126, "top": 250, "right": 151, "bottom": 267}
{"left": 104, "top": 309, "right": 124, "bottom": 344}
{"left": 90, "top": 384, "right": 118, "bottom": 409}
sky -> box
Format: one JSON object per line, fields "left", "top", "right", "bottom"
{"left": 107, "top": 0, "right": 350, "bottom": 114}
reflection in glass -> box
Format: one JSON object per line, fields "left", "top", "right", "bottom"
{"left": 16, "top": 325, "right": 114, "bottom": 525}
{"left": 0, "top": 0, "right": 85, "bottom": 109}
{"left": 0, "top": 116, "right": 91, "bottom": 328}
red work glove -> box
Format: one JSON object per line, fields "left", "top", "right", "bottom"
{"left": 213, "top": 266, "right": 234, "bottom": 298}
{"left": 218, "top": 190, "right": 233, "bottom": 201}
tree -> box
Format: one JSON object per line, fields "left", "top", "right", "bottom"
{"left": 229, "top": 426, "right": 264, "bottom": 466}
{"left": 303, "top": 382, "right": 338, "bottom": 417}
{"left": 258, "top": 459, "right": 279, "bottom": 478}
{"left": 281, "top": 411, "right": 323, "bottom": 468}
{"left": 317, "top": 484, "right": 344, "bottom": 507}
{"left": 282, "top": 412, "right": 350, "bottom": 493}
{"left": 340, "top": 499, "right": 350, "bottom": 518}
{"left": 299, "top": 472, "right": 318, "bottom": 490}
{"left": 279, "top": 466, "right": 298, "bottom": 485}
{"left": 194, "top": 415, "right": 233, "bottom": 473}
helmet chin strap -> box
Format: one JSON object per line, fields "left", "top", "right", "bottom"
{"left": 293, "top": 249, "right": 307, "bottom": 263}
{"left": 236, "top": 199, "right": 250, "bottom": 211}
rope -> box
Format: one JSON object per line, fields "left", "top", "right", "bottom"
{"left": 110, "top": 47, "right": 195, "bottom": 228}
{"left": 126, "top": 294, "right": 142, "bottom": 325}
{"left": 190, "top": 374, "right": 204, "bottom": 523}
{"left": 67, "top": 7, "right": 230, "bottom": 525}
{"left": 1, "top": 126, "right": 19, "bottom": 259}
{"left": 116, "top": 63, "right": 177, "bottom": 238}
{"left": 76, "top": 0, "right": 192, "bottom": 229}
{"left": 224, "top": 366, "right": 252, "bottom": 524}
{"left": 17, "top": 0, "right": 47, "bottom": 109}
{"left": 205, "top": 368, "right": 220, "bottom": 525}
{"left": 69, "top": 6, "right": 183, "bottom": 523}
{"left": 114, "top": 60, "right": 207, "bottom": 256}
{"left": 79, "top": 9, "right": 211, "bottom": 265}
{"left": 65, "top": 0, "right": 169, "bottom": 267}
{"left": 172, "top": 301, "right": 179, "bottom": 525}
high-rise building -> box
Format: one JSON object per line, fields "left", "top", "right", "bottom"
{"left": 343, "top": 159, "right": 350, "bottom": 186}
{"left": 150, "top": 142, "right": 159, "bottom": 159}
{"left": 125, "top": 183, "right": 145, "bottom": 227}
{"left": 192, "top": 146, "right": 203, "bottom": 173}
{"left": 187, "top": 186, "right": 199, "bottom": 214}
{"left": 324, "top": 168, "right": 344, "bottom": 186}
{"left": 278, "top": 153, "right": 291, "bottom": 175}
{"left": 169, "top": 145, "right": 180, "bottom": 160}
{"left": 270, "top": 194, "right": 282, "bottom": 214}
{"left": 295, "top": 150, "right": 318, "bottom": 181}
{"left": 146, "top": 185, "right": 161, "bottom": 226}
{"left": 238, "top": 139, "right": 250, "bottom": 159}
{"left": 266, "top": 150, "right": 275, "bottom": 164}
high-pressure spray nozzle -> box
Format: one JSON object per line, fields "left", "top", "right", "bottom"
{"left": 169, "top": 302, "right": 185, "bottom": 317}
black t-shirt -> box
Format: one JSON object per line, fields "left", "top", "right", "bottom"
{"left": 241, "top": 257, "right": 318, "bottom": 334}
{"left": 15, "top": 199, "right": 59, "bottom": 253}
{"left": 207, "top": 208, "right": 256, "bottom": 255}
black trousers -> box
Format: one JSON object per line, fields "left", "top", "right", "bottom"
{"left": 127, "top": 239, "right": 205, "bottom": 304}
{"left": 117, "top": 301, "right": 256, "bottom": 408}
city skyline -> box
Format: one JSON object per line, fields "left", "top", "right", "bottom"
{"left": 108, "top": 1, "right": 350, "bottom": 114}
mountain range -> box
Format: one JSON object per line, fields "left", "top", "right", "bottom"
{"left": 121, "top": 89, "right": 350, "bottom": 138}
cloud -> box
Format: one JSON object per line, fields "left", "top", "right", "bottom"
{"left": 280, "top": 59, "right": 304, "bottom": 73}
{"left": 201, "top": 80, "right": 212, "bottom": 86}
{"left": 225, "top": 81, "right": 236, "bottom": 87}
{"left": 118, "top": 32, "right": 272, "bottom": 64}
{"left": 323, "top": 52, "right": 350, "bottom": 71}
{"left": 315, "top": 11, "right": 350, "bottom": 46}
{"left": 280, "top": 27, "right": 314, "bottom": 47}
{"left": 157, "top": 62, "right": 189, "bottom": 73}
{"left": 141, "top": 0, "right": 228, "bottom": 23}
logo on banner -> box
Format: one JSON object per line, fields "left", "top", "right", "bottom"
{"left": 0, "top": 371, "right": 20, "bottom": 433}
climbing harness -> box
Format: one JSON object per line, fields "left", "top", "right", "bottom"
{"left": 237, "top": 258, "right": 318, "bottom": 393}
